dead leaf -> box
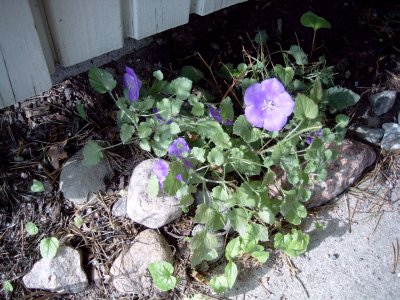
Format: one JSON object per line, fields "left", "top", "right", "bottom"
{"left": 47, "top": 144, "right": 68, "bottom": 169}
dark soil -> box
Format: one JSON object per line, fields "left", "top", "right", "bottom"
{"left": 1, "top": 0, "right": 399, "bottom": 299}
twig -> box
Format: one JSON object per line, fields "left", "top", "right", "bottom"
{"left": 392, "top": 238, "right": 399, "bottom": 274}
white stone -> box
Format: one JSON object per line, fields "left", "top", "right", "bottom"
{"left": 369, "top": 90, "right": 397, "bottom": 116}
{"left": 352, "top": 126, "right": 384, "bottom": 144}
{"left": 23, "top": 246, "right": 88, "bottom": 294}
{"left": 112, "top": 197, "right": 127, "bottom": 218}
{"left": 381, "top": 123, "right": 400, "bottom": 151}
{"left": 110, "top": 229, "right": 173, "bottom": 294}
{"left": 126, "top": 159, "right": 182, "bottom": 228}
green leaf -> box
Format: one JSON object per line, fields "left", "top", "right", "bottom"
{"left": 147, "top": 174, "right": 159, "bottom": 198}
{"left": 74, "top": 216, "right": 84, "bottom": 228}
{"left": 288, "top": 45, "right": 308, "bottom": 65}
{"left": 3, "top": 280, "right": 13, "bottom": 292}
{"left": 76, "top": 101, "right": 88, "bottom": 121}
{"left": 294, "top": 94, "right": 318, "bottom": 120}
{"left": 30, "top": 179, "right": 44, "bottom": 193}
{"left": 212, "top": 185, "right": 230, "bottom": 201}
{"left": 274, "top": 64, "right": 294, "bottom": 87}
{"left": 225, "top": 261, "right": 238, "bottom": 289}
{"left": 281, "top": 191, "right": 307, "bottom": 225}
{"left": 190, "top": 230, "right": 218, "bottom": 266}
{"left": 25, "top": 222, "right": 38, "bottom": 236}
{"left": 300, "top": 11, "right": 331, "bottom": 31}
{"left": 162, "top": 162, "right": 184, "bottom": 196}
{"left": 83, "top": 141, "right": 104, "bottom": 166}
{"left": 171, "top": 77, "right": 193, "bottom": 100}
{"left": 325, "top": 87, "right": 360, "bottom": 111}
{"left": 169, "top": 122, "right": 181, "bottom": 134}
{"left": 233, "top": 115, "right": 262, "bottom": 143}
{"left": 139, "top": 139, "right": 151, "bottom": 152}
{"left": 274, "top": 229, "right": 310, "bottom": 257}
{"left": 210, "top": 275, "right": 229, "bottom": 293}
{"left": 88, "top": 67, "right": 116, "bottom": 94}
{"left": 120, "top": 123, "right": 135, "bottom": 144}
{"left": 207, "top": 148, "right": 224, "bottom": 166}
{"left": 335, "top": 114, "right": 349, "bottom": 127}
{"left": 153, "top": 70, "right": 164, "bottom": 81}
{"left": 228, "top": 147, "right": 261, "bottom": 176}
{"left": 138, "top": 122, "right": 152, "bottom": 139}
{"left": 251, "top": 250, "right": 270, "bottom": 263}
{"left": 258, "top": 207, "right": 275, "bottom": 224}
{"left": 191, "top": 147, "right": 206, "bottom": 163}
{"left": 181, "top": 66, "right": 204, "bottom": 83}
{"left": 194, "top": 204, "right": 226, "bottom": 231}
{"left": 255, "top": 30, "right": 268, "bottom": 46}
{"left": 310, "top": 79, "right": 323, "bottom": 103}
{"left": 40, "top": 237, "right": 60, "bottom": 259}
{"left": 148, "top": 261, "right": 178, "bottom": 292}
{"left": 228, "top": 208, "right": 250, "bottom": 235}
{"left": 156, "top": 98, "right": 183, "bottom": 120}
{"left": 220, "top": 97, "right": 234, "bottom": 122}
{"left": 225, "top": 237, "right": 242, "bottom": 260}
{"left": 196, "top": 120, "right": 231, "bottom": 148}
{"left": 191, "top": 101, "right": 205, "bottom": 117}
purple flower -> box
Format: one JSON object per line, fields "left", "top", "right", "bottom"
{"left": 152, "top": 160, "right": 169, "bottom": 189}
{"left": 208, "top": 105, "right": 233, "bottom": 126}
{"left": 244, "top": 78, "right": 295, "bottom": 131}
{"left": 305, "top": 129, "right": 323, "bottom": 145}
{"left": 123, "top": 66, "right": 142, "bottom": 102}
{"left": 152, "top": 160, "right": 184, "bottom": 190}
{"left": 168, "top": 137, "right": 190, "bottom": 159}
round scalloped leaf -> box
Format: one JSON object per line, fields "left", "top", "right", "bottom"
{"left": 325, "top": 86, "right": 360, "bottom": 111}
{"left": 40, "top": 237, "right": 59, "bottom": 259}
{"left": 300, "top": 11, "right": 331, "bottom": 31}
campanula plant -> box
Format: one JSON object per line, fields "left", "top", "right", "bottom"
{"left": 85, "top": 12, "right": 359, "bottom": 293}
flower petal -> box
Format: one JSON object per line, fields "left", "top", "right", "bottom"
{"left": 276, "top": 91, "right": 295, "bottom": 117}
{"left": 245, "top": 105, "right": 265, "bottom": 128}
{"left": 244, "top": 83, "right": 265, "bottom": 107}
{"left": 261, "top": 78, "right": 285, "bottom": 99}
{"left": 263, "top": 111, "right": 288, "bottom": 131}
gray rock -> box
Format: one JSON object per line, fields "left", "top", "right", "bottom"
{"left": 369, "top": 90, "right": 397, "bottom": 116}
{"left": 110, "top": 229, "right": 173, "bottom": 294}
{"left": 307, "top": 139, "right": 376, "bottom": 208}
{"left": 23, "top": 246, "right": 88, "bottom": 293}
{"left": 381, "top": 123, "right": 400, "bottom": 151}
{"left": 352, "top": 126, "right": 384, "bottom": 144}
{"left": 112, "top": 197, "right": 127, "bottom": 218}
{"left": 60, "top": 148, "right": 111, "bottom": 205}
{"left": 126, "top": 159, "right": 182, "bottom": 228}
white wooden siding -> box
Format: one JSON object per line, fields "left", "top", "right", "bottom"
{"left": 0, "top": 0, "right": 247, "bottom": 109}
{"left": 190, "top": 0, "right": 247, "bottom": 16}
{"left": 124, "top": 0, "right": 191, "bottom": 40}
{"left": 43, "top": 0, "right": 124, "bottom": 67}
{"left": 0, "top": 0, "right": 52, "bottom": 107}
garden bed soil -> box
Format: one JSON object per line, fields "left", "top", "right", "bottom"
{"left": 1, "top": 0, "right": 399, "bottom": 299}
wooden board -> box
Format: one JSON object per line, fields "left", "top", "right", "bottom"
{"left": 43, "top": 0, "right": 124, "bottom": 67}
{"left": 123, "top": 0, "right": 191, "bottom": 40}
{"left": 190, "top": 0, "right": 247, "bottom": 16}
{"left": 0, "top": 0, "right": 52, "bottom": 108}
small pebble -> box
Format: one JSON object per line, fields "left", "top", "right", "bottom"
{"left": 332, "top": 253, "right": 339, "bottom": 260}
{"left": 21, "top": 172, "right": 28, "bottom": 179}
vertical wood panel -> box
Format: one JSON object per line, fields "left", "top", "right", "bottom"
{"left": 124, "top": 0, "right": 191, "bottom": 40}
{"left": 29, "top": 0, "right": 56, "bottom": 74}
{"left": 0, "top": 0, "right": 52, "bottom": 108}
{"left": 190, "top": 0, "right": 247, "bottom": 16}
{"left": 43, "top": 0, "right": 124, "bottom": 67}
